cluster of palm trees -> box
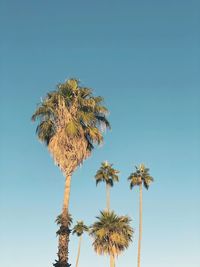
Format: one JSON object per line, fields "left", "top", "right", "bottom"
{"left": 32, "top": 78, "right": 154, "bottom": 267}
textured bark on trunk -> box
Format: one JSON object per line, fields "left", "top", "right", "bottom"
{"left": 110, "top": 255, "right": 115, "bottom": 267}
{"left": 106, "top": 183, "right": 110, "bottom": 211}
{"left": 63, "top": 175, "right": 71, "bottom": 213}
{"left": 137, "top": 183, "right": 143, "bottom": 267}
{"left": 75, "top": 236, "right": 82, "bottom": 267}
{"left": 57, "top": 232, "right": 70, "bottom": 267}
{"left": 56, "top": 175, "right": 72, "bottom": 267}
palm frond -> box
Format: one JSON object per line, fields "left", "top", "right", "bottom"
{"left": 78, "top": 110, "right": 95, "bottom": 125}
{"left": 143, "top": 175, "right": 154, "bottom": 189}
{"left": 79, "top": 87, "right": 92, "bottom": 98}
{"left": 86, "top": 127, "right": 103, "bottom": 145}
{"left": 36, "top": 120, "right": 55, "bottom": 145}
{"left": 95, "top": 115, "right": 111, "bottom": 129}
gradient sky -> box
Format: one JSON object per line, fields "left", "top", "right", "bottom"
{"left": 0, "top": 1, "right": 200, "bottom": 267}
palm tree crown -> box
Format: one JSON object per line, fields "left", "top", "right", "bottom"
{"left": 90, "top": 211, "right": 133, "bottom": 256}
{"left": 128, "top": 163, "right": 154, "bottom": 190}
{"left": 32, "top": 78, "right": 110, "bottom": 176}
{"left": 72, "top": 221, "right": 89, "bottom": 237}
{"left": 95, "top": 161, "right": 119, "bottom": 187}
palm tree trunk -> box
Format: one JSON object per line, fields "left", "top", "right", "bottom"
{"left": 106, "top": 183, "right": 110, "bottom": 211}
{"left": 63, "top": 175, "right": 71, "bottom": 213}
{"left": 56, "top": 175, "right": 72, "bottom": 267}
{"left": 110, "top": 254, "right": 115, "bottom": 267}
{"left": 75, "top": 236, "right": 82, "bottom": 267}
{"left": 137, "top": 183, "right": 143, "bottom": 267}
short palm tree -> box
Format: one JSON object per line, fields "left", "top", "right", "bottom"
{"left": 90, "top": 211, "right": 133, "bottom": 267}
{"left": 32, "top": 78, "right": 110, "bottom": 267}
{"left": 128, "top": 164, "right": 154, "bottom": 267}
{"left": 72, "top": 221, "right": 89, "bottom": 267}
{"left": 95, "top": 162, "right": 119, "bottom": 211}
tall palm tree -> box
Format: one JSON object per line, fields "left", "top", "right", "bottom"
{"left": 90, "top": 211, "right": 133, "bottom": 267}
{"left": 32, "top": 78, "right": 110, "bottom": 267}
{"left": 95, "top": 162, "right": 119, "bottom": 211}
{"left": 128, "top": 164, "right": 154, "bottom": 267}
{"left": 72, "top": 221, "right": 89, "bottom": 267}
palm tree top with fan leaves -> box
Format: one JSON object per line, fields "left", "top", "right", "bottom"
{"left": 128, "top": 163, "right": 154, "bottom": 190}
{"left": 95, "top": 161, "right": 119, "bottom": 187}
{"left": 32, "top": 78, "right": 111, "bottom": 176}
{"left": 90, "top": 210, "right": 133, "bottom": 257}
{"left": 72, "top": 221, "right": 89, "bottom": 237}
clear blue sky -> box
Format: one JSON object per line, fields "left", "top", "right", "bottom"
{"left": 0, "top": 0, "right": 200, "bottom": 267}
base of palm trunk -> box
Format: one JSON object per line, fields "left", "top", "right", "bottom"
{"left": 53, "top": 224, "right": 71, "bottom": 267}
{"left": 53, "top": 260, "right": 71, "bottom": 267}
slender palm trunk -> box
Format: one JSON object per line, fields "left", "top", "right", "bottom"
{"left": 137, "top": 183, "right": 143, "bottom": 267}
{"left": 57, "top": 175, "right": 72, "bottom": 267}
{"left": 110, "top": 254, "right": 115, "bottom": 267}
{"left": 63, "top": 175, "right": 71, "bottom": 213}
{"left": 106, "top": 183, "right": 110, "bottom": 211}
{"left": 75, "top": 236, "right": 82, "bottom": 267}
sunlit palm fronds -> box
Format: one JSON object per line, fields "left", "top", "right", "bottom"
{"left": 72, "top": 221, "right": 89, "bottom": 237}
{"left": 90, "top": 211, "right": 133, "bottom": 257}
{"left": 95, "top": 161, "right": 119, "bottom": 187}
{"left": 128, "top": 163, "right": 154, "bottom": 190}
{"left": 32, "top": 78, "right": 110, "bottom": 176}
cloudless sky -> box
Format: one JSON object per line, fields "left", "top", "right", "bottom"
{"left": 0, "top": 1, "right": 200, "bottom": 267}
